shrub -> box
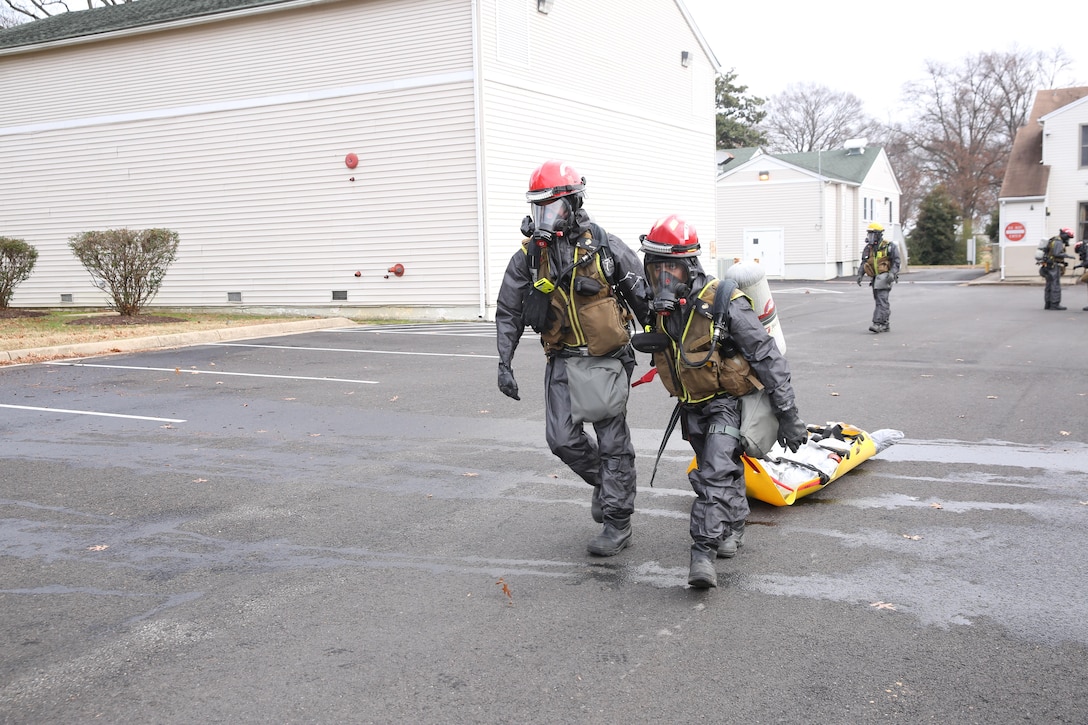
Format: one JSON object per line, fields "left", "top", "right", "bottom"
{"left": 0, "top": 236, "right": 39, "bottom": 309}
{"left": 68, "top": 228, "right": 180, "bottom": 316}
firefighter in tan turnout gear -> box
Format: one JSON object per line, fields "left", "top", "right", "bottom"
{"left": 634, "top": 215, "right": 806, "bottom": 589}
{"left": 495, "top": 160, "right": 652, "bottom": 557}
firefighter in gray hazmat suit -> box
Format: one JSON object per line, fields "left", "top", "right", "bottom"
{"left": 857, "top": 222, "right": 901, "bottom": 333}
{"left": 1040, "top": 227, "right": 1074, "bottom": 310}
{"left": 495, "top": 160, "right": 652, "bottom": 557}
{"left": 634, "top": 215, "right": 806, "bottom": 589}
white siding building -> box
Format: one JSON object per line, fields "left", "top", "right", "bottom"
{"left": 0, "top": 0, "right": 719, "bottom": 319}
{"left": 998, "top": 87, "right": 1088, "bottom": 278}
{"left": 715, "top": 143, "right": 902, "bottom": 280}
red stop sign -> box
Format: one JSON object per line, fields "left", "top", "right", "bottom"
{"left": 1004, "top": 222, "right": 1026, "bottom": 241}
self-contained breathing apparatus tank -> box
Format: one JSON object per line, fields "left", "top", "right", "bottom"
{"left": 721, "top": 260, "right": 787, "bottom": 355}
{"left": 1034, "top": 238, "right": 1050, "bottom": 263}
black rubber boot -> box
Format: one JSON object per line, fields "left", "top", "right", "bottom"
{"left": 688, "top": 549, "right": 717, "bottom": 589}
{"left": 716, "top": 523, "right": 746, "bottom": 559}
{"left": 587, "top": 519, "right": 631, "bottom": 557}
{"left": 590, "top": 486, "right": 603, "bottom": 524}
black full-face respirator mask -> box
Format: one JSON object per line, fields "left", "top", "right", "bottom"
{"left": 521, "top": 195, "right": 581, "bottom": 247}
{"left": 866, "top": 230, "right": 883, "bottom": 245}
{"left": 644, "top": 255, "right": 695, "bottom": 316}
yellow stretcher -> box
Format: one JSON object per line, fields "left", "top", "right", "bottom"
{"left": 687, "top": 423, "right": 888, "bottom": 506}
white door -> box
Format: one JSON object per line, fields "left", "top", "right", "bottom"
{"left": 742, "top": 228, "right": 784, "bottom": 277}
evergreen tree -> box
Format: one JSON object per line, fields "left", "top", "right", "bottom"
{"left": 908, "top": 186, "right": 960, "bottom": 264}
{"left": 715, "top": 69, "right": 766, "bottom": 149}
{"left": 985, "top": 209, "right": 999, "bottom": 243}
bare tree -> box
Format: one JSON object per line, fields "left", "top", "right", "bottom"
{"left": 980, "top": 48, "right": 1073, "bottom": 148}
{"left": 760, "top": 84, "right": 883, "bottom": 153}
{"left": 0, "top": 0, "right": 134, "bottom": 23}
{"left": 893, "top": 49, "right": 1069, "bottom": 233}
{"left": 0, "top": 3, "right": 22, "bottom": 26}
{"left": 882, "top": 130, "right": 928, "bottom": 230}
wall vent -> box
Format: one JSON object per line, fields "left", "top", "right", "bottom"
{"left": 227, "top": 292, "right": 242, "bottom": 303}
{"left": 331, "top": 290, "right": 348, "bottom": 301}
{"left": 60, "top": 293, "right": 73, "bottom": 303}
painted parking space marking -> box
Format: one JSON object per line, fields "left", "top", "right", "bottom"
{"left": 335, "top": 322, "right": 500, "bottom": 337}
{"left": 773, "top": 287, "right": 844, "bottom": 295}
{"left": 334, "top": 322, "right": 535, "bottom": 339}
{"left": 0, "top": 403, "right": 186, "bottom": 423}
{"left": 208, "top": 342, "right": 497, "bottom": 359}
{"left": 44, "top": 361, "right": 378, "bottom": 384}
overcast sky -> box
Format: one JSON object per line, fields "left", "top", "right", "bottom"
{"left": 682, "top": 0, "right": 1088, "bottom": 123}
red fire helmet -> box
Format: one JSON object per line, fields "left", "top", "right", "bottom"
{"left": 526, "top": 160, "right": 585, "bottom": 204}
{"left": 639, "top": 214, "right": 700, "bottom": 257}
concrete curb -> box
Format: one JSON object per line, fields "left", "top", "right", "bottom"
{"left": 1, "top": 317, "right": 358, "bottom": 364}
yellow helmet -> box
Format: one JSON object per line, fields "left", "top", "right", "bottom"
{"left": 867, "top": 222, "right": 884, "bottom": 232}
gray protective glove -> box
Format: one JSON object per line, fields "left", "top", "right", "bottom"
{"left": 498, "top": 362, "right": 520, "bottom": 401}
{"left": 775, "top": 406, "right": 807, "bottom": 453}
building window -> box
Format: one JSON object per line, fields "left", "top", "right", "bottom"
{"left": 1082, "top": 125, "right": 1088, "bottom": 168}
{"left": 1080, "top": 201, "right": 1088, "bottom": 242}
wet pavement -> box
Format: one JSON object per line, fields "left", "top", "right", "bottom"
{"left": 2, "top": 273, "right": 1088, "bottom": 723}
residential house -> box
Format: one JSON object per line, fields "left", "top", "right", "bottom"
{"left": 715, "top": 141, "right": 902, "bottom": 280}
{"left": 998, "top": 87, "right": 1088, "bottom": 278}
{"left": 0, "top": 0, "right": 719, "bottom": 319}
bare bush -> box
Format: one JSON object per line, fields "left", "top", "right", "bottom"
{"left": 68, "top": 228, "right": 180, "bottom": 316}
{"left": 0, "top": 236, "right": 38, "bottom": 309}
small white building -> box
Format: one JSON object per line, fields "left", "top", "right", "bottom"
{"left": 998, "top": 87, "right": 1088, "bottom": 278}
{"left": 0, "top": 0, "right": 720, "bottom": 319}
{"left": 715, "top": 142, "right": 902, "bottom": 280}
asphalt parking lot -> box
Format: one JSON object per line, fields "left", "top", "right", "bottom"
{"left": 3, "top": 273, "right": 1088, "bottom": 723}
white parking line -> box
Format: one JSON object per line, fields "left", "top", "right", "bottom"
{"left": 208, "top": 343, "right": 498, "bottom": 359}
{"left": 44, "top": 361, "right": 379, "bottom": 384}
{"left": 773, "top": 287, "right": 844, "bottom": 295}
{"left": 0, "top": 403, "right": 186, "bottom": 423}
{"left": 336, "top": 323, "right": 501, "bottom": 337}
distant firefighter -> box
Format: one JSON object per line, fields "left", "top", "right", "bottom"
{"left": 856, "top": 223, "right": 901, "bottom": 332}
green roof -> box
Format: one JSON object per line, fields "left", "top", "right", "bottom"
{"left": 0, "top": 0, "right": 292, "bottom": 50}
{"left": 774, "top": 147, "right": 882, "bottom": 184}
{"left": 716, "top": 145, "right": 883, "bottom": 183}
{"left": 716, "top": 147, "right": 761, "bottom": 170}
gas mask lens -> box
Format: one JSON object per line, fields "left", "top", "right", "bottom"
{"left": 646, "top": 259, "right": 689, "bottom": 295}
{"left": 531, "top": 197, "right": 571, "bottom": 236}
{"left": 646, "top": 258, "right": 690, "bottom": 315}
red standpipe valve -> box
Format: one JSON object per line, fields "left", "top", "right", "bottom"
{"left": 387, "top": 263, "right": 405, "bottom": 277}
